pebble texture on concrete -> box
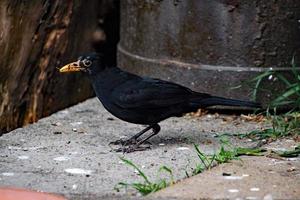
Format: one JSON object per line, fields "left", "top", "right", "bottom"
{"left": 0, "top": 98, "right": 297, "bottom": 199}
{"left": 153, "top": 156, "right": 300, "bottom": 199}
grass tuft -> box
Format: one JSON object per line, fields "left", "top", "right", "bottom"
{"left": 114, "top": 157, "right": 174, "bottom": 195}
{"left": 190, "top": 138, "right": 264, "bottom": 176}
{"left": 116, "top": 140, "right": 266, "bottom": 195}
{"left": 229, "top": 57, "right": 300, "bottom": 142}
{"left": 218, "top": 111, "right": 300, "bottom": 141}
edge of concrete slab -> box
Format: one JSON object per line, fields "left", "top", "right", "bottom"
{"left": 151, "top": 156, "right": 300, "bottom": 200}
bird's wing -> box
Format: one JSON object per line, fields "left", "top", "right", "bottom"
{"left": 111, "top": 78, "right": 193, "bottom": 109}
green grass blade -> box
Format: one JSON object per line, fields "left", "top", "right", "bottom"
{"left": 194, "top": 144, "right": 209, "bottom": 169}
{"left": 120, "top": 157, "right": 151, "bottom": 184}
{"left": 272, "top": 85, "right": 300, "bottom": 104}
{"left": 236, "top": 147, "right": 265, "bottom": 156}
{"left": 276, "top": 73, "right": 292, "bottom": 87}
{"left": 159, "top": 166, "right": 174, "bottom": 184}
{"left": 252, "top": 75, "right": 263, "bottom": 101}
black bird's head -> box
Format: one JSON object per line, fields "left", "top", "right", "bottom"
{"left": 59, "top": 53, "right": 105, "bottom": 75}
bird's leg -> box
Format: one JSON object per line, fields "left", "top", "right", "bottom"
{"left": 118, "top": 124, "right": 161, "bottom": 153}
{"left": 125, "top": 125, "right": 155, "bottom": 145}
{"left": 109, "top": 124, "right": 155, "bottom": 146}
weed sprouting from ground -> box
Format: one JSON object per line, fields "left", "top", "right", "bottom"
{"left": 228, "top": 58, "right": 300, "bottom": 141}
{"left": 115, "top": 140, "right": 268, "bottom": 195}
{"left": 114, "top": 157, "right": 174, "bottom": 195}
{"left": 219, "top": 112, "right": 300, "bottom": 141}
{"left": 191, "top": 144, "right": 215, "bottom": 175}
{"left": 243, "top": 57, "right": 300, "bottom": 108}
{"left": 115, "top": 139, "right": 299, "bottom": 196}
{"left": 190, "top": 138, "right": 265, "bottom": 176}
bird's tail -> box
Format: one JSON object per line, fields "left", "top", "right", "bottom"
{"left": 191, "top": 96, "right": 261, "bottom": 108}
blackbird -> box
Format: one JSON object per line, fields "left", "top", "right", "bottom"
{"left": 59, "top": 53, "right": 260, "bottom": 152}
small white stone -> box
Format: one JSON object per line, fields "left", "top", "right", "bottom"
{"left": 159, "top": 143, "right": 165, "bottom": 146}
{"left": 228, "top": 189, "right": 239, "bottom": 193}
{"left": 177, "top": 147, "right": 190, "bottom": 151}
{"left": 64, "top": 168, "right": 92, "bottom": 175}
{"left": 18, "top": 155, "right": 29, "bottom": 160}
{"left": 54, "top": 156, "right": 70, "bottom": 161}
{"left": 224, "top": 176, "right": 243, "bottom": 180}
{"left": 72, "top": 184, "right": 78, "bottom": 190}
{"left": 242, "top": 174, "right": 250, "bottom": 177}
{"left": 250, "top": 187, "right": 260, "bottom": 191}
{"left": 8, "top": 146, "right": 22, "bottom": 150}
{"left": 2, "top": 172, "right": 14, "bottom": 176}
{"left": 70, "top": 121, "right": 83, "bottom": 126}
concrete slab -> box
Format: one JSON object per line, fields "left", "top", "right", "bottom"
{"left": 0, "top": 98, "right": 297, "bottom": 199}
{"left": 152, "top": 156, "right": 300, "bottom": 200}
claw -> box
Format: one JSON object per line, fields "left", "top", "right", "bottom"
{"left": 109, "top": 139, "right": 125, "bottom": 146}
{"left": 109, "top": 138, "right": 138, "bottom": 146}
{"left": 113, "top": 144, "right": 151, "bottom": 153}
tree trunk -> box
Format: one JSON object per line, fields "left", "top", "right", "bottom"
{"left": 0, "top": 0, "right": 119, "bottom": 134}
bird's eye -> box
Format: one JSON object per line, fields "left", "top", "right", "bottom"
{"left": 83, "top": 59, "right": 92, "bottom": 67}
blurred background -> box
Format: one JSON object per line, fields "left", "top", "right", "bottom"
{"left": 1, "top": 0, "right": 299, "bottom": 134}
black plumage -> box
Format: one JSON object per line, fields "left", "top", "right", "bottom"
{"left": 59, "top": 53, "right": 260, "bottom": 152}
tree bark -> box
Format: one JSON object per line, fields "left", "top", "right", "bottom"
{"left": 0, "top": 0, "right": 119, "bottom": 134}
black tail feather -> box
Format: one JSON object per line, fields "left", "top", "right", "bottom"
{"left": 193, "top": 96, "right": 261, "bottom": 108}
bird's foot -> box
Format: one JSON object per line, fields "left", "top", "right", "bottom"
{"left": 114, "top": 143, "right": 151, "bottom": 153}
{"left": 109, "top": 138, "right": 152, "bottom": 146}
{"left": 109, "top": 138, "right": 137, "bottom": 146}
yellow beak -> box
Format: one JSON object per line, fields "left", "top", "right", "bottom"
{"left": 59, "top": 61, "right": 84, "bottom": 73}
